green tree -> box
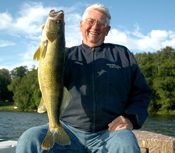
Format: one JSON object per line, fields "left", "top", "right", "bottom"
{"left": 135, "top": 46, "right": 175, "bottom": 112}
{"left": 0, "top": 68, "right": 12, "bottom": 101}
{"left": 11, "top": 66, "right": 28, "bottom": 80}
{"left": 153, "top": 77, "right": 175, "bottom": 110}
{"left": 8, "top": 77, "right": 22, "bottom": 108}
{"left": 8, "top": 67, "right": 41, "bottom": 111}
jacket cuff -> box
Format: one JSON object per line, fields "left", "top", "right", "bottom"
{"left": 123, "top": 114, "right": 138, "bottom": 129}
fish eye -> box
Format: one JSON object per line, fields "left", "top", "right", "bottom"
{"left": 57, "top": 20, "right": 61, "bottom": 23}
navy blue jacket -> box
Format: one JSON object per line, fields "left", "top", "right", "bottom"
{"left": 60, "top": 43, "right": 152, "bottom": 132}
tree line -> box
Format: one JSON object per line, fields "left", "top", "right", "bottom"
{"left": 135, "top": 46, "right": 175, "bottom": 113}
{"left": 0, "top": 66, "right": 41, "bottom": 111}
{"left": 0, "top": 46, "right": 175, "bottom": 112}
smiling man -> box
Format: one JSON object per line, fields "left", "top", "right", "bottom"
{"left": 80, "top": 9, "right": 111, "bottom": 47}
{"left": 16, "top": 3, "right": 152, "bottom": 153}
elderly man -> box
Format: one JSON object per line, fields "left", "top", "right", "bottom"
{"left": 16, "top": 3, "right": 152, "bottom": 153}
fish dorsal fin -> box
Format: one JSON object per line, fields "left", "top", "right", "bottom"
{"left": 60, "top": 87, "right": 72, "bottom": 114}
{"left": 33, "top": 46, "right": 41, "bottom": 61}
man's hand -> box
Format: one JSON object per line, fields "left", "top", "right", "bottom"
{"left": 108, "top": 115, "right": 133, "bottom": 133}
{"left": 41, "top": 23, "right": 46, "bottom": 30}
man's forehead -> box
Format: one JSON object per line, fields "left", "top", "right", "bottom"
{"left": 86, "top": 9, "right": 107, "bottom": 21}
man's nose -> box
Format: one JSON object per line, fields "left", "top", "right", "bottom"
{"left": 92, "top": 22, "right": 100, "bottom": 29}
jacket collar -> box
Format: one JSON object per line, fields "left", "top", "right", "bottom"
{"left": 81, "top": 42, "right": 105, "bottom": 51}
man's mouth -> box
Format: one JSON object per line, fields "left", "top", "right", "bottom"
{"left": 89, "top": 31, "right": 99, "bottom": 35}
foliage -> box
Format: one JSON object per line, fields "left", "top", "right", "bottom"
{"left": 135, "top": 46, "right": 175, "bottom": 113}
{"left": 10, "top": 66, "right": 28, "bottom": 80}
{"left": 7, "top": 66, "right": 41, "bottom": 111}
{"left": 0, "top": 68, "right": 13, "bottom": 101}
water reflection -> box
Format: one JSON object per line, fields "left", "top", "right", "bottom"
{"left": 0, "top": 112, "right": 175, "bottom": 140}
{"left": 0, "top": 111, "right": 48, "bottom": 140}
{"left": 141, "top": 115, "right": 175, "bottom": 137}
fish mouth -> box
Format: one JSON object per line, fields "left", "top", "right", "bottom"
{"left": 49, "top": 10, "right": 64, "bottom": 20}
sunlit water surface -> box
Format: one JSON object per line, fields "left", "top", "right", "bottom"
{"left": 0, "top": 111, "right": 175, "bottom": 141}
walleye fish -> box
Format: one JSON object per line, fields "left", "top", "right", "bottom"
{"left": 33, "top": 10, "right": 71, "bottom": 150}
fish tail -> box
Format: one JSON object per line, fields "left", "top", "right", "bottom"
{"left": 42, "top": 124, "right": 71, "bottom": 150}
{"left": 42, "top": 128, "right": 54, "bottom": 150}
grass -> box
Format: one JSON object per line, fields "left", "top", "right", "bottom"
{"left": 0, "top": 101, "right": 20, "bottom": 112}
{"left": 0, "top": 101, "right": 37, "bottom": 112}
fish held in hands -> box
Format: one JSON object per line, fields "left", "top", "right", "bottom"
{"left": 33, "top": 10, "right": 71, "bottom": 150}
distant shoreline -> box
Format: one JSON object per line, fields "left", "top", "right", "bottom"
{"left": 1, "top": 102, "right": 175, "bottom": 115}
{"left": 0, "top": 102, "right": 37, "bottom": 112}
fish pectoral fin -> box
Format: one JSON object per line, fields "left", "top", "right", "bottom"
{"left": 33, "top": 46, "right": 41, "bottom": 61}
{"left": 60, "top": 87, "right": 72, "bottom": 114}
{"left": 42, "top": 124, "right": 71, "bottom": 150}
{"left": 41, "top": 40, "right": 48, "bottom": 59}
{"left": 38, "top": 97, "right": 47, "bottom": 113}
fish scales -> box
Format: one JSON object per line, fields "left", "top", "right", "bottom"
{"left": 39, "top": 40, "right": 64, "bottom": 126}
{"left": 33, "top": 10, "right": 71, "bottom": 150}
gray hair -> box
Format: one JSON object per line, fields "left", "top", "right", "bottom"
{"left": 82, "top": 3, "right": 111, "bottom": 26}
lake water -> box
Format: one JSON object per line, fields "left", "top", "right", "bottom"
{"left": 0, "top": 111, "right": 175, "bottom": 141}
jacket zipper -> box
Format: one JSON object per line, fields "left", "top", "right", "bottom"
{"left": 92, "top": 47, "right": 96, "bottom": 132}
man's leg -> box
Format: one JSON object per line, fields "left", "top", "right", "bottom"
{"left": 16, "top": 124, "right": 49, "bottom": 153}
{"left": 16, "top": 123, "right": 86, "bottom": 153}
{"left": 86, "top": 129, "right": 141, "bottom": 153}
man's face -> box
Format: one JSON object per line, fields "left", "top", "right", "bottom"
{"left": 80, "top": 9, "right": 111, "bottom": 48}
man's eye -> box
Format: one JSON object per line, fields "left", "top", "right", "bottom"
{"left": 88, "top": 20, "right": 94, "bottom": 24}
{"left": 98, "top": 22, "right": 104, "bottom": 26}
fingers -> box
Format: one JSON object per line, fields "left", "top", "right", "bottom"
{"left": 108, "top": 116, "right": 120, "bottom": 131}
{"left": 41, "top": 23, "right": 46, "bottom": 30}
{"left": 108, "top": 116, "right": 125, "bottom": 133}
{"left": 108, "top": 116, "right": 133, "bottom": 133}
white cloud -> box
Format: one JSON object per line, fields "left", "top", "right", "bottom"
{"left": 0, "top": 2, "right": 65, "bottom": 37}
{"left": 0, "top": 40, "right": 15, "bottom": 47}
{"left": 105, "top": 25, "right": 175, "bottom": 52}
{"left": 0, "top": 2, "right": 84, "bottom": 38}
{"left": 162, "top": 31, "right": 175, "bottom": 46}
{"left": 169, "top": 32, "right": 175, "bottom": 38}
{"left": 0, "top": 12, "right": 13, "bottom": 30}
{"left": 162, "top": 38, "right": 175, "bottom": 46}
{"left": 106, "top": 29, "right": 127, "bottom": 43}
{"left": 0, "top": 1, "right": 83, "bottom": 46}
{"left": 132, "top": 23, "right": 144, "bottom": 38}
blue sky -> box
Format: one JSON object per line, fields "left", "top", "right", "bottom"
{"left": 0, "top": 0, "right": 175, "bottom": 70}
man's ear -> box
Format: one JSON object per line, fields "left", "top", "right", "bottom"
{"left": 105, "top": 26, "right": 111, "bottom": 36}
{"left": 80, "top": 20, "right": 83, "bottom": 32}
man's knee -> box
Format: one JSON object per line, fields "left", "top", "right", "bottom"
{"left": 16, "top": 125, "right": 48, "bottom": 153}
{"left": 109, "top": 129, "right": 140, "bottom": 152}
{"left": 20, "top": 125, "right": 47, "bottom": 142}
{"left": 114, "top": 129, "right": 137, "bottom": 143}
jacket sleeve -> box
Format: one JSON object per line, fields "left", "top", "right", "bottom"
{"left": 123, "top": 49, "right": 152, "bottom": 129}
